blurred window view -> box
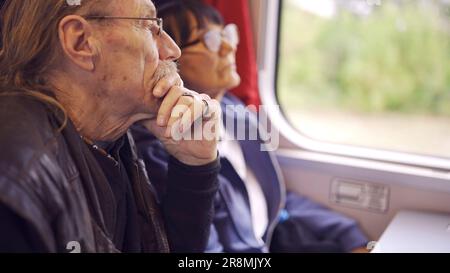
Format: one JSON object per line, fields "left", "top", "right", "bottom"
{"left": 278, "top": 0, "right": 450, "bottom": 158}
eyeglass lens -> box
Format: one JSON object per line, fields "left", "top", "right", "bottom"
{"left": 204, "top": 24, "right": 239, "bottom": 52}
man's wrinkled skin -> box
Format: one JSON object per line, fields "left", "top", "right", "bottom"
{"left": 49, "top": 0, "right": 220, "bottom": 165}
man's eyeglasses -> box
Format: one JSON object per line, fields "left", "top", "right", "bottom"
{"left": 84, "top": 16, "right": 163, "bottom": 36}
{"left": 181, "top": 24, "right": 240, "bottom": 53}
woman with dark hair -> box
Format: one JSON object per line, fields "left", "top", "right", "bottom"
{"left": 135, "top": 0, "right": 369, "bottom": 253}
{"left": 155, "top": 0, "right": 241, "bottom": 100}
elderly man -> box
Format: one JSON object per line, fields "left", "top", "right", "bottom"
{"left": 0, "top": 0, "right": 221, "bottom": 253}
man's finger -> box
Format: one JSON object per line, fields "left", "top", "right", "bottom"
{"left": 153, "top": 74, "right": 183, "bottom": 98}
{"left": 157, "top": 86, "right": 184, "bottom": 126}
{"left": 179, "top": 99, "right": 204, "bottom": 135}
{"left": 164, "top": 96, "right": 194, "bottom": 137}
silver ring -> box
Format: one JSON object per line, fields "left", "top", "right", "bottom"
{"left": 181, "top": 91, "right": 196, "bottom": 99}
{"left": 182, "top": 92, "right": 211, "bottom": 118}
{"left": 202, "top": 99, "right": 211, "bottom": 117}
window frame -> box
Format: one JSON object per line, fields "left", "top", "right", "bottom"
{"left": 255, "top": 0, "right": 450, "bottom": 172}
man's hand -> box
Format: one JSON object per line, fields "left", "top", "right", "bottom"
{"left": 140, "top": 79, "right": 220, "bottom": 166}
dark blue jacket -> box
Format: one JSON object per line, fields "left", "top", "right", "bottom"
{"left": 132, "top": 93, "right": 368, "bottom": 253}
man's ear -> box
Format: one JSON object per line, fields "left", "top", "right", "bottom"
{"left": 58, "top": 15, "right": 98, "bottom": 71}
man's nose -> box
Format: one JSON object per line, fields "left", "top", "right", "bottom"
{"left": 157, "top": 31, "right": 182, "bottom": 61}
{"left": 219, "top": 39, "right": 235, "bottom": 57}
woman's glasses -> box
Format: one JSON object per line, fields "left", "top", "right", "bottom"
{"left": 182, "top": 24, "right": 240, "bottom": 53}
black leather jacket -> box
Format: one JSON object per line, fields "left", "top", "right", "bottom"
{"left": 0, "top": 94, "right": 220, "bottom": 253}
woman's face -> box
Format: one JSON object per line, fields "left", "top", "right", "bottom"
{"left": 178, "top": 18, "right": 241, "bottom": 99}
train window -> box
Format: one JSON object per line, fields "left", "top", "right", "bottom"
{"left": 277, "top": 0, "right": 450, "bottom": 158}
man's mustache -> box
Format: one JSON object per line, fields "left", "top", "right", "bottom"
{"left": 150, "top": 61, "right": 180, "bottom": 115}
{"left": 153, "top": 60, "right": 179, "bottom": 83}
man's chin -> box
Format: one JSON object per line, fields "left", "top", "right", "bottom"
{"left": 131, "top": 105, "right": 158, "bottom": 122}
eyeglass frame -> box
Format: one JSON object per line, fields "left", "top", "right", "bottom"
{"left": 181, "top": 23, "right": 240, "bottom": 53}
{"left": 84, "top": 16, "right": 163, "bottom": 36}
